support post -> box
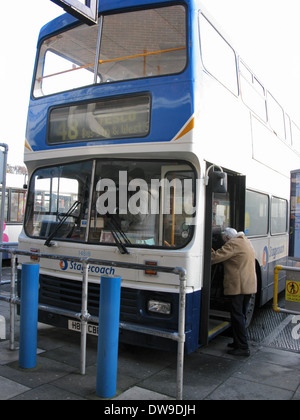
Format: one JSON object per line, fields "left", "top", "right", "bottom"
{"left": 10, "top": 253, "right": 16, "bottom": 350}
{"left": 19, "top": 263, "right": 40, "bottom": 369}
{"left": 96, "top": 276, "right": 121, "bottom": 398}
{"left": 176, "top": 268, "right": 187, "bottom": 401}
{"left": 0, "top": 143, "right": 8, "bottom": 282}
{"left": 0, "top": 315, "right": 5, "bottom": 339}
{"left": 80, "top": 262, "right": 89, "bottom": 375}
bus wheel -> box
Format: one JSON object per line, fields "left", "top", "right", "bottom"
{"left": 246, "top": 293, "right": 256, "bottom": 328}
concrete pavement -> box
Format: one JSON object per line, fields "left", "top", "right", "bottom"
{"left": 0, "top": 268, "right": 299, "bottom": 401}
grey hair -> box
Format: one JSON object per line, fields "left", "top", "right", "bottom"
{"left": 221, "top": 227, "right": 238, "bottom": 242}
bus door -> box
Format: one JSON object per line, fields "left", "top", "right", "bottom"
{"left": 200, "top": 165, "right": 246, "bottom": 346}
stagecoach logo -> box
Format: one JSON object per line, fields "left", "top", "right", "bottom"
{"left": 262, "top": 244, "right": 285, "bottom": 271}
{"left": 60, "top": 260, "right": 68, "bottom": 271}
{"left": 59, "top": 260, "right": 115, "bottom": 276}
{"left": 262, "top": 246, "right": 268, "bottom": 271}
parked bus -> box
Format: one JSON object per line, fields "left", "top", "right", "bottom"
{"left": 1, "top": 173, "right": 27, "bottom": 259}
{"left": 18, "top": 0, "right": 300, "bottom": 353}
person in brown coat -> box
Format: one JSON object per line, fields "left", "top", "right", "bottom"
{"left": 211, "top": 228, "right": 257, "bottom": 356}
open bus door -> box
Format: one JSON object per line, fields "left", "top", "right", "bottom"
{"left": 200, "top": 164, "right": 246, "bottom": 346}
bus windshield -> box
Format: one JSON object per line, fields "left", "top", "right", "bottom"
{"left": 24, "top": 160, "right": 195, "bottom": 249}
{"left": 34, "top": 5, "right": 187, "bottom": 97}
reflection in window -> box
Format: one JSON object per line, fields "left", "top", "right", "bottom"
{"left": 1, "top": 190, "right": 26, "bottom": 223}
{"left": 245, "top": 190, "right": 268, "bottom": 236}
{"left": 213, "top": 193, "right": 230, "bottom": 231}
{"left": 162, "top": 170, "right": 196, "bottom": 248}
{"left": 90, "top": 161, "right": 195, "bottom": 248}
{"left": 25, "top": 159, "right": 196, "bottom": 249}
{"left": 271, "top": 197, "right": 287, "bottom": 235}
{"left": 25, "top": 161, "right": 92, "bottom": 241}
{"left": 10, "top": 191, "right": 26, "bottom": 223}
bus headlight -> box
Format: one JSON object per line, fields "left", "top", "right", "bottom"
{"left": 147, "top": 300, "right": 171, "bottom": 315}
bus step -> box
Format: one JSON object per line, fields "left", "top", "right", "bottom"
{"left": 209, "top": 309, "right": 231, "bottom": 321}
{"left": 208, "top": 319, "right": 230, "bottom": 341}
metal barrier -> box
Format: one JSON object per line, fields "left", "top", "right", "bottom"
{"left": 273, "top": 265, "right": 300, "bottom": 316}
{"left": 0, "top": 248, "right": 187, "bottom": 400}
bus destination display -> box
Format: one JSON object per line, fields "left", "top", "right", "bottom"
{"left": 48, "top": 95, "right": 150, "bottom": 144}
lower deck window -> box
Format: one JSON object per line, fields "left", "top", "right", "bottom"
{"left": 24, "top": 159, "right": 196, "bottom": 249}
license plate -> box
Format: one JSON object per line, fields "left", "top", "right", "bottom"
{"left": 68, "top": 320, "right": 99, "bottom": 336}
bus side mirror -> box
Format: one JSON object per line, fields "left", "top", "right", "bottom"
{"left": 205, "top": 165, "right": 228, "bottom": 193}
{"left": 211, "top": 170, "right": 227, "bottom": 193}
{"left": 206, "top": 170, "right": 227, "bottom": 193}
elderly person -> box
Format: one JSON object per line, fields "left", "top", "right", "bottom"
{"left": 211, "top": 228, "right": 257, "bottom": 356}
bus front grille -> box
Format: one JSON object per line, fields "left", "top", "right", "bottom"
{"left": 39, "top": 274, "right": 138, "bottom": 321}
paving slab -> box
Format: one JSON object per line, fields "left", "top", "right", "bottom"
{"left": 0, "top": 342, "right": 20, "bottom": 365}
{"left": 0, "top": 375, "right": 30, "bottom": 400}
{"left": 232, "top": 360, "right": 300, "bottom": 392}
{"left": 11, "top": 383, "right": 86, "bottom": 400}
{"left": 114, "top": 386, "right": 174, "bottom": 400}
{"left": 205, "top": 376, "right": 294, "bottom": 400}
{"left": 0, "top": 355, "right": 77, "bottom": 389}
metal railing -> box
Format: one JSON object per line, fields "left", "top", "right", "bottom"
{"left": 0, "top": 248, "right": 187, "bottom": 400}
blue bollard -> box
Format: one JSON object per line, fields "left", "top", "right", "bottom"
{"left": 96, "top": 276, "right": 121, "bottom": 398}
{"left": 19, "top": 263, "right": 40, "bottom": 369}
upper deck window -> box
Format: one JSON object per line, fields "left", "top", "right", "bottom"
{"left": 267, "top": 92, "right": 286, "bottom": 139}
{"left": 239, "top": 60, "right": 267, "bottom": 121}
{"left": 34, "top": 5, "right": 187, "bottom": 97}
{"left": 199, "top": 13, "right": 238, "bottom": 95}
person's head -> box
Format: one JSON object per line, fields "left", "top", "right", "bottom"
{"left": 221, "top": 227, "right": 238, "bottom": 242}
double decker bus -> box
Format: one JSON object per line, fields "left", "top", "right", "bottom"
{"left": 19, "top": 0, "right": 300, "bottom": 353}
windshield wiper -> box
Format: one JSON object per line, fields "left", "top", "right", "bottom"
{"left": 105, "top": 214, "right": 131, "bottom": 255}
{"left": 44, "top": 201, "right": 82, "bottom": 247}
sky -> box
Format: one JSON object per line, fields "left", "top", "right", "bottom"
{"left": 1, "top": 0, "right": 300, "bottom": 165}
